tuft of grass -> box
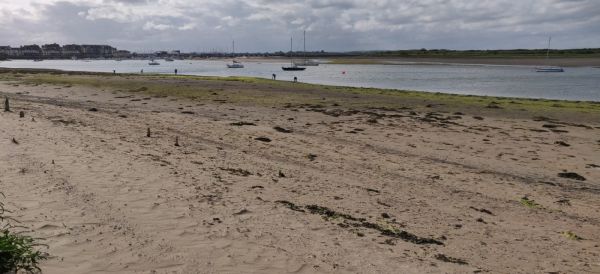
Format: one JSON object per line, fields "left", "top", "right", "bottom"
{"left": 520, "top": 197, "right": 541, "bottom": 209}
{"left": 561, "top": 231, "right": 583, "bottom": 240}
{"left": 0, "top": 230, "right": 48, "bottom": 273}
{"left": 0, "top": 192, "right": 48, "bottom": 273}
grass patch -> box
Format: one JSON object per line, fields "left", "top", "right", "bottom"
{"left": 561, "top": 231, "right": 583, "bottom": 240}
{"left": 0, "top": 231, "right": 48, "bottom": 273}
{"left": 520, "top": 197, "right": 541, "bottom": 209}
{"left": 0, "top": 192, "right": 48, "bottom": 273}
{"left": 1, "top": 69, "right": 599, "bottom": 123}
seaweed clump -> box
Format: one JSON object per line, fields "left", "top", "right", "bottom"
{"left": 277, "top": 201, "right": 443, "bottom": 245}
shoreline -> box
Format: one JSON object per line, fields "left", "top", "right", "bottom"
{"left": 1, "top": 70, "right": 599, "bottom": 273}
{"left": 4, "top": 56, "right": 600, "bottom": 67}
{"left": 1, "top": 67, "right": 599, "bottom": 105}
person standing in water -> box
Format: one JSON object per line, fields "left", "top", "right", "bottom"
{"left": 272, "top": 74, "right": 276, "bottom": 80}
{"left": 175, "top": 69, "right": 178, "bottom": 75}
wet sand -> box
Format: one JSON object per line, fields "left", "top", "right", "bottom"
{"left": 1, "top": 72, "right": 599, "bottom": 273}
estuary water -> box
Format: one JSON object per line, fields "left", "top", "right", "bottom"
{"left": 1, "top": 59, "right": 599, "bottom": 101}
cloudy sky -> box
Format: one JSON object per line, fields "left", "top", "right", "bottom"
{"left": 1, "top": 0, "right": 599, "bottom": 52}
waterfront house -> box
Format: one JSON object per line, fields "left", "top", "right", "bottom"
{"left": 62, "top": 44, "right": 83, "bottom": 58}
{"left": 42, "top": 43, "right": 62, "bottom": 58}
{"left": 81, "top": 45, "right": 117, "bottom": 58}
{"left": 20, "top": 45, "right": 42, "bottom": 58}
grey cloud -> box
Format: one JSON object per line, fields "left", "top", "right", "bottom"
{"left": 1, "top": 0, "right": 599, "bottom": 52}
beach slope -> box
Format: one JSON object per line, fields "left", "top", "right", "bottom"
{"left": 1, "top": 71, "right": 599, "bottom": 273}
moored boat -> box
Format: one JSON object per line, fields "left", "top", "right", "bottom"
{"left": 294, "top": 60, "right": 319, "bottom": 66}
{"left": 282, "top": 65, "right": 306, "bottom": 71}
{"left": 227, "top": 60, "right": 244, "bottom": 68}
{"left": 282, "top": 36, "right": 306, "bottom": 71}
{"left": 226, "top": 40, "right": 244, "bottom": 68}
{"left": 535, "top": 66, "right": 564, "bottom": 72}
{"left": 536, "top": 37, "right": 564, "bottom": 73}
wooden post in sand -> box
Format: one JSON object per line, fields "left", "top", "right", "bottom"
{"left": 146, "top": 127, "right": 151, "bottom": 138}
{"left": 175, "top": 136, "right": 180, "bottom": 146}
{"left": 4, "top": 97, "right": 9, "bottom": 112}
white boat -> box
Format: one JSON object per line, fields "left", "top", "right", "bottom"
{"left": 148, "top": 59, "right": 160, "bottom": 65}
{"left": 227, "top": 40, "right": 244, "bottom": 68}
{"left": 535, "top": 37, "right": 564, "bottom": 73}
{"left": 294, "top": 30, "right": 319, "bottom": 66}
{"left": 165, "top": 58, "right": 174, "bottom": 62}
{"left": 294, "top": 59, "right": 320, "bottom": 66}
{"left": 227, "top": 60, "right": 244, "bottom": 68}
{"left": 536, "top": 67, "right": 564, "bottom": 72}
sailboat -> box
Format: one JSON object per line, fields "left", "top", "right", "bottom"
{"left": 148, "top": 57, "right": 160, "bottom": 65}
{"left": 294, "top": 30, "right": 319, "bottom": 66}
{"left": 535, "top": 37, "right": 564, "bottom": 72}
{"left": 227, "top": 40, "right": 244, "bottom": 68}
{"left": 282, "top": 36, "right": 306, "bottom": 71}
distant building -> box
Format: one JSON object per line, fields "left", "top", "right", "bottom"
{"left": 114, "top": 50, "right": 131, "bottom": 58}
{"left": 81, "top": 45, "right": 116, "bottom": 58}
{"left": 9, "top": 47, "right": 22, "bottom": 57}
{"left": 62, "top": 44, "right": 83, "bottom": 58}
{"left": 155, "top": 51, "right": 168, "bottom": 57}
{"left": 20, "top": 45, "right": 42, "bottom": 58}
{"left": 42, "top": 43, "right": 62, "bottom": 58}
{"left": 0, "top": 46, "right": 10, "bottom": 58}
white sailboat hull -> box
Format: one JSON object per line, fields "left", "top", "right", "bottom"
{"left": 294, "top": 60, "right": 319, "bottom": 66}
{"left": 535, "top": 67, "right": 564, "bottom": 72}
{"left": 227, "top": 63, "right": 244, "bottom": 68}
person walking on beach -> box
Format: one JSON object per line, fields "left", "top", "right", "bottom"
{"left": 175, "top": 69, "right": 178, "bottom": 75}
{"left": 272, "top": 73, "right": 276, "bottom": 80}
{"left": 141, "top": 69, "right": 144, "bottom": 74}
{"left": 293, "top": 76, "right": 297, "bottom": 83}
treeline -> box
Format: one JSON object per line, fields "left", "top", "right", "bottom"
{"left": 360, "top": 48, "right": 600, "bottom": 58}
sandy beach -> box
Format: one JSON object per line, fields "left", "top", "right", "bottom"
{"left": 1, "top": 70, "right": 599, "bottom": 273}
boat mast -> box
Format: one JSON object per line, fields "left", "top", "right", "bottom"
{"left": 546, "top": 36, "right": 551, "bottom": 60}
{"left": 290, "top": 36, "right": 293, "bottom": 66}
{"left": 232, "top": 40, "right": 235, "bottom": 58}
{"left": 303, "top": 30, "right": 306, "bottom": 62}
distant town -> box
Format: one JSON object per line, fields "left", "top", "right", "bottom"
{"left": 0, "top": 43, "right": 333, "bottom": 60}
{"left": 1, "top": 43, "right": 600, "bottom": 60}
{"left": 0, "top": 44, "right": 131, "bottom": 59}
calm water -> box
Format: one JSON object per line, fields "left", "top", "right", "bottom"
{"left": 1, "top": 59, "right": 599, "bottom": 101}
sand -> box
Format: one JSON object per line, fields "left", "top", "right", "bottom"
{"left": 0, "top": 73, "right": 599, "bottom": 273}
